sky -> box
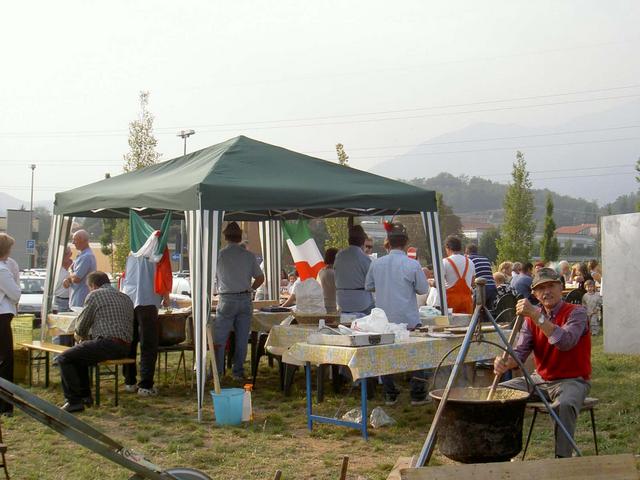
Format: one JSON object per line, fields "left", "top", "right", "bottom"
{"left": 1, "top": 1, "right": 639, "bottom": 205}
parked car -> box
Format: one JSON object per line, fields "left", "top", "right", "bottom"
{"left": 18, "top": 275, "right": 44, "bottom": 327}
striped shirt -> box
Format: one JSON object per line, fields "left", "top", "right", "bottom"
{"left": 467, "top": 254, "right": 496, "bottom": 288}
{"left": 75, "top": 285, "right": 134, "bottom": 342}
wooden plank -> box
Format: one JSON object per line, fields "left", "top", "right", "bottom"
{"left": 20, "top": 342, "right": 69, "bottom": 354}
{"left": 387, "top": 457, "right": 414, "bottom": 480}
{"left": 400, "top": 454, "right": 638, "bottom": 480}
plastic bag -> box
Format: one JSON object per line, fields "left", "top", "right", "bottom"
{"left": 293, "top": 279, "right": 326, "bottom": 314}
{"left": 341, "top": 408, "right": 362, "bottom": 424}
{"left": 351, "top": 308, "right": 388, "bottom": 333}
{"left": 352, "top": 308, "right": 410, "bottom": 342}
{"left": 369, "top": 406, "right": 396, "bottom": 428}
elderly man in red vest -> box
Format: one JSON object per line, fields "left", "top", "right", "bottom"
{"left": 494, "top": 267, "right": 591, "bottom": 458}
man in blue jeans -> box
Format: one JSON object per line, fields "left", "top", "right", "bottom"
{"left": 213, "top": 222, "right": 264, "bottom": 381}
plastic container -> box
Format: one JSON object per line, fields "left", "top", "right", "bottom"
{"left": 242, "top": 384, "right": 253, "bottom": 422}
{"left": 11, "top": 314, "right": 34, "bottom": 346}
{"left": 210, "top": 388, "right": 244, "bottom": 426}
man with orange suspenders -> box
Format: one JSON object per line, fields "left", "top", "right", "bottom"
{"left": 442, "top": 235, "right": 475, "bottom": 314}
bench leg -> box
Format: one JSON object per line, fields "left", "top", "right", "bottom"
{"left": 27, "top": 350, "right": 33, "bottom": 387}
{"left": 95, "top": 367, "right": 101, "bottom": 407}
{"left": 590, "top": 409, "right": 598, "bottom": 455}
{"left": 45, "top": 352, "right": 50, "bottom": 388}
{"left": 114, "top": 366, "right": 119, "bottom": 407}
{"left": 521, "top": 409, "right": 538, "bottom": 460}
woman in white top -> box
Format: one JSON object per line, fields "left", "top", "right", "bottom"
{"left": 0, "top": 234, "right": 21, "bottom": 415}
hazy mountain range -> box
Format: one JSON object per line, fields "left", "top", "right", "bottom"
{"left": 372, "top": 100, "right": 640, "bottom": 205}
{"left": 0, "top": 192, "right": 52, "bottom": 216}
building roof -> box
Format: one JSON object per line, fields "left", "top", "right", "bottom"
{"left": 555, "top": 224, "right": 597, "bottom": 235}
{"left": 462, "top": 221, "right": 495, "bottom": 231}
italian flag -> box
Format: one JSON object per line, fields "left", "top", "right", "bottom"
{"left": 282, "top": 219, "right": 325, "bottom": 280}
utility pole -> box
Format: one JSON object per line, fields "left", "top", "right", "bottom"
{"left": 29, "top": 164, "right": 36, "bottom": 269}
{"left": 177, "top": 130, "right": 195, "bottom": 272}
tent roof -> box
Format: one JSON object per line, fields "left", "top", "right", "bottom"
{"left": 54, "top": 136, "right": 436, "bottom": 220}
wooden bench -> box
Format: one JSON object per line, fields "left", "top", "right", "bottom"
{"left": 19, "top": 342, "right": 135, "bottom": 407}
{"left": 398, "top": 454, "right": 638, "bottom": 480}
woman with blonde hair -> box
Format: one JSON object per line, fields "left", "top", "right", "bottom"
{"left": 0, "top": 234, "right": 21, "bottom": 416}
{"left": 498, "top": 261, "right": 513, "bottom": 284}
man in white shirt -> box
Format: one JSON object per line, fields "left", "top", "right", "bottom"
{"left": 365, "top": 222, "right": 430, "bottom": 405}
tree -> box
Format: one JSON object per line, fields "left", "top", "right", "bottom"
{"left": 478, "top": 226, "right": 500, "bottom": 264}
{"left": 123, "top": 91, "right": 162, "bottom": 172}
{"left": 114, "top": 91, "right": 162, "bottom": 271}
{"left": 436, "top": 192, "right": 463, "bottom": 241}
{"left": 539, "top": 193, "right": 560, "bottom": 262}
{"left": 100, "top": 218, "right": 117, "bottom": 273}
{"left": 324, "top": 143, "right": 350, "bottom": 250}
{"left": 496, "top": 151, "right": 536, "bottom": 263}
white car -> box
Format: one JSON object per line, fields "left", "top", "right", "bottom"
{"left": 18, "top": 275, "right": 44, "bottom": 327}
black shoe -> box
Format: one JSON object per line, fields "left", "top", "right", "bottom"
{"left": 0, "top": 411, "right": 13, "bottom": 418}
{"left": 82, "top": 396, "right": 93, "bottom": 407}
{"left": 384, "top": 392, "right": 399, "bottom": 406}
{"left": 61, "top": 402, "right": 85, "bottom": 413}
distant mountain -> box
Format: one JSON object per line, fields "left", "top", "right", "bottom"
{"left": 409, "top": 173, "right": 639, "bottom": 228}
{"left": 0, "top": 192, "right": 53, "bottom": 216}
{"left": 372, "top": 100, "right": 640, "bottom": 204}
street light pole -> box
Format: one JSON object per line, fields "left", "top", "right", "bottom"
{"left": 29, "top": 164, "right": 36, "bottom": 269}
{"left": 176, "top": 130, "right": 195, "bottom": 273}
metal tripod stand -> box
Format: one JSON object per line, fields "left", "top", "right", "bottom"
{"left": 416, "top": 278, "right": 582, "bottom": 466}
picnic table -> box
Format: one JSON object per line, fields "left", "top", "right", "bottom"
{"left": 282, "top": 331, "right": 506, "bottom": 439}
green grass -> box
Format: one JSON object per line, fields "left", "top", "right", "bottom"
{"left": 2, "top": 336, "right": 639, "bottom": 479}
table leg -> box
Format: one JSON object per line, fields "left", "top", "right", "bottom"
{"left": 27, "top": 349, "right": 33, "bottom": 387}
{"left": 45, "top": 352, "right": 50, "bottom": 388}
{"left": 361, "top": 378, "right": 368, "bottom": 440}
{"left": 305, "top": 362, "right": 313, "bottom": 431}
{"left": 95, "top": 367, "right": 101, "bottom": 407}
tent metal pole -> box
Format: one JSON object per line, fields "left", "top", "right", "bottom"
{"left": 422, "top": 211, "right": 448, "bottom": 314}
{"left": 41, "top": 215, "right": 71, "bottom": 341}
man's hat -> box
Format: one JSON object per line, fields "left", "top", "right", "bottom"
{"left": 223, "top": 221, "right": 242, "bottom": 236}
{"left": 531, "top": 267, "right": 562, "bottom": 289}
{"left": 384, "top": 221, "right": 408, "bottom": 239}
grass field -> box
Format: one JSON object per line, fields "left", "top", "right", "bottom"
{"left": 1, "top": 335, "right": 638, "bottom": 479}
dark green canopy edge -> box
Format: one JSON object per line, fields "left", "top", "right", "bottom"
{"left": 54, "top": 136, "right": 436, "bottom": 220}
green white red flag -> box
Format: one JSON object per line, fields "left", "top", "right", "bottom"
{"left": 282, "top": 219, "right": 325, "bottom": 280}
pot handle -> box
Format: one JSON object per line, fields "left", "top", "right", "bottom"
{"left": 429, "top": 339, "right": 532, "bottom": 393}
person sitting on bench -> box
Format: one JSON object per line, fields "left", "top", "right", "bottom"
{"left": 57, "top": 272, "right": 134, "bottom": 413}
{"left": 493, "top": 267, "right": 591, "bottom": 458}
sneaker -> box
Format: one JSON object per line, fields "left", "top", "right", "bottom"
{"left": 137, "top": 387, "right": 158, "bottom": 397}
{"left": 124, "top": 384, "right": 138, "bottom": 393}
{"left": 384, "top": 393, "right": 399, "bottom": 406}
{"left": 410, "top": 397, "right": 432, "bottom": 406}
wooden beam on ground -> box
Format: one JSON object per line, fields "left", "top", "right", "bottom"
{"left": 387, "top": 457, "right": 414, "bottom": 480}
{"left": 399, "top": 454, "right": 638, "bottom": 480}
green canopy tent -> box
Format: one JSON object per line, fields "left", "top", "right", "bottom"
{"left": 45, "top": 135, "right": 447, "bottom": 420}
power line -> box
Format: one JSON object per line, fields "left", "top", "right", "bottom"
{"left": 306, "top": 124, "right": 640, "bottom": 154}
{"left": 1, "top": 168, "right": 634, "bottom": 193}
{"left": 356, "top": 136, "right": 640, "bottom": 160}
{"left": 1, "top": 85, "right": 640, "bottom": 138}
{"left": 5, "top": 125, "right": 640, "bottom": 167}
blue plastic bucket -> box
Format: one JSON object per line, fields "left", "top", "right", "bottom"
{"left": 210, "top": 388, "right": 244, "bottom": 426}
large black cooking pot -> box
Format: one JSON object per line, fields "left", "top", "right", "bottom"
{"left": 429, "top": 386, "right": 530, "bottom": 463}
{"left": 158, "top": 312, "right": 189, "bottom": 346}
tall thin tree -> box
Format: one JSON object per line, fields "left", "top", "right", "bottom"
{"left": 539, "top": 193, "right": 560, "bottom": 262}
{"left": 496, "top": 151, "right": 535, "bottom": 263}
{"left": 324, "top": 143, "right": 350, "bottom": 250}
{"left": 114, "top": 91, "right": 163, "bottom": 271}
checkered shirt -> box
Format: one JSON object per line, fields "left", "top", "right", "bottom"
{"left": 75, "top": 285, "right": 134, "bottom": 342}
